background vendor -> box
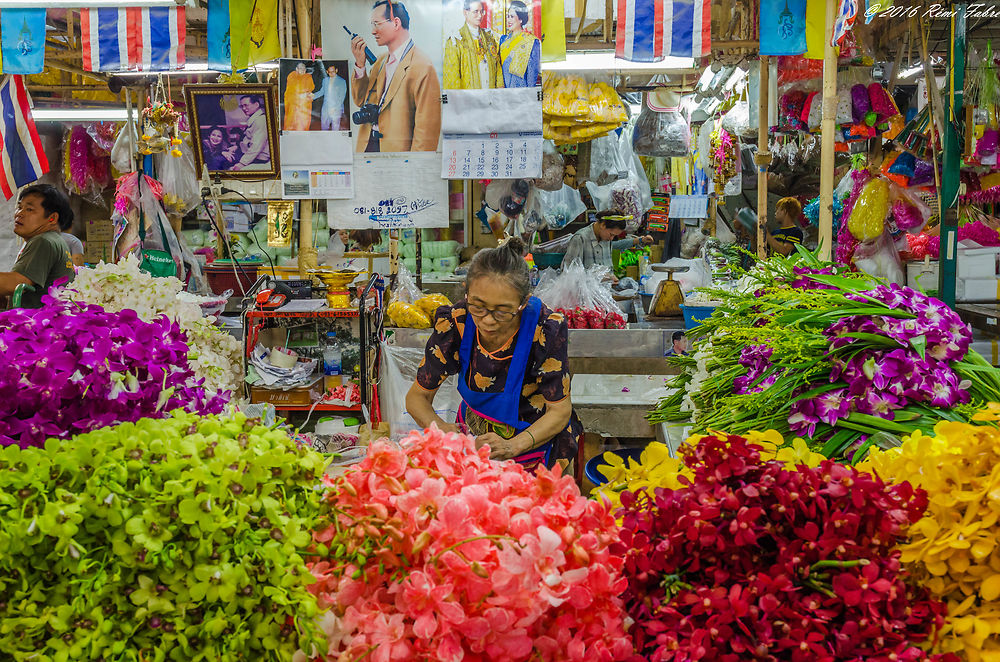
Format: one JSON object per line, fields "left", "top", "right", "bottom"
{"left": 561, "top": 211, "right": 653, "bottom": 282}
{"left": 767, "top": 197, "right": 804, "bottom": 257}
{"left": 405, "top": 237, "right": 582, "bottom": 470}
{"left": 0, "top": 185, "right": 75, "bottom": 308}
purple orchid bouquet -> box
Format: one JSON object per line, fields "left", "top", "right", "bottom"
{"left": 650, "top": 251, "right": 1000, "bottom": 461}
{"left": 0, "top": 298, "right": 227, "bottom": 447}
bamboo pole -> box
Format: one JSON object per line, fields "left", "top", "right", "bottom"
{"left": 294, "top": 0, "right": 317, "bottom": 275}
{"left": 817, "top": 0, "right": 837, "bottom": 260}
{"left": 756, "top": 56, "right": 770, "bottom": 260}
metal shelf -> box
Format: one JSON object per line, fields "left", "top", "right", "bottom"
{"left": 246, "top": 308, "right": 359, "bottom": 319}
{"left": 269, "top": 403, "right": 363, "bottom": 412}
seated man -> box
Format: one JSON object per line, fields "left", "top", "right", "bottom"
{"left": 0, "top": 184, "right": 75, "bottom": 308}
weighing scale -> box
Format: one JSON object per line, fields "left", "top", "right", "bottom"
{"left": 648, "top": 265, "right": 688, "bottom": 317}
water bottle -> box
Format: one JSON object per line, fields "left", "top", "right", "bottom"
{"left": 638, "top": 255, "right": 652, "bottom": 294}
{"left": 322, "top": 332, "right": 342, "bottom": 390}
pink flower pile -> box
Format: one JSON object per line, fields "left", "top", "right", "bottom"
{"left": 307, "top": 427, "right": 632, "bottom": 662}
{"left": 555, "top": 306, "right": 627, "bottom": 329}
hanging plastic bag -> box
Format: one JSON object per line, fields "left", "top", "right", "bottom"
{"left": 847, "top": 177, "right": 890, "bottom": 241}
{"left": 154, "top": 138, "right": 201, "bottom": 215}
{"left": 534, "top": 141, "right": 565, "bottom": 191}
{"left": 632, "top": 89, "right": 691, "bottom": 157}
{"left": 721, "top": 94, "right": 752, "bottom": 137}
{"left": 531, "top": 184, "right": 586, "bottom": 229}
{"left": 587, "top": 133, "right": 626, "bottom": 185}
{"left": 853, "top": 229, "right": 905, "bottom": 285}
{"left": 111, "top": 120, "right": 139, "bottom": 174}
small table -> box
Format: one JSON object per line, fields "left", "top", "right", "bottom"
{"left": 956, "top": 303, "right": 1000, "bottom": 337}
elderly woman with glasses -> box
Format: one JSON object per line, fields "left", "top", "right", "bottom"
{"left": 405, "top": 236, "right": 581, "bottom": 471}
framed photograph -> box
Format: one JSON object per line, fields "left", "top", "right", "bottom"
{"left": 278, "top": 58, "right": 351, "bottom": 132}
{"left": 184, "top": 83, "right": 281, "bottom": 180}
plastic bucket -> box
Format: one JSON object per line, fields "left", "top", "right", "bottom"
{"left": 585, "top": 447, "right": 645, "bottom": 485}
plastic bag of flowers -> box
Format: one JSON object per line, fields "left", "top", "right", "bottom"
{"left": 0, "top": 298, "right": 226, "bottom": 447}
{"left": 54, "top": 254, "right": 243, "bottom": 396}
{"left": 0, "top": 410, "right": 328, "bottom": 661}
{"left": 303, "top": 426, "right": 633, "bottom": 662}
{"left": 604, "top": 431, "right": 957, "bottom": 661}
{"left": 860, "top": 409, "right": 1000, "bottom": 661}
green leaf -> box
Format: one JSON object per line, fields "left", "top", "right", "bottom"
{"left": 910, "top": 334, "right": 927, "bottom": 359}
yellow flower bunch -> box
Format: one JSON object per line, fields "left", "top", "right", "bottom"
{"left": 541, "top": 73, "right": 626, "bottom": 145}
{"left": 859, "top": 416, "right": 1000, "bottom": 660}
{"left": 592, "top": 430, "right": 825, "bottom": 513}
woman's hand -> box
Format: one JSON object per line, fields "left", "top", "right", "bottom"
{"left": 475, "top": 433, "right": 527, "bottom": 460}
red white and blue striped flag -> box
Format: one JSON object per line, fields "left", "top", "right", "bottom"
{"left": 616, "top": 0, "right": 710, "bottom": 62}
{"left": 81, "top": 7, "right": 185, "bottom": 72}
{"left": 0, "top": 75, "right": 48, "bottom": 200}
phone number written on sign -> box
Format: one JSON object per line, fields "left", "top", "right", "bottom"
{"left": 443, "top": 132, "right": 542, "bottom": 179}
{"left": 354, "top": 197, "right": 438, "bottom": 228}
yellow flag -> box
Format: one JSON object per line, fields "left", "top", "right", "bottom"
{"left": 804, "top": 0, "right": 838, "bottom": 60}
{"left": 230, "top": 0, "right": 281, "bottom": 70}
{"left": 540, "top": 0, "right": 566, "bottom": 63}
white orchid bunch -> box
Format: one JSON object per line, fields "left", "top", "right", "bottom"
{"left": 55, "top": 256, "right": 243, "bottom": 396}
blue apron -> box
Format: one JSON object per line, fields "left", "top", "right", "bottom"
{"left": 457, "top": 296, "right": 552, "bottom": 469}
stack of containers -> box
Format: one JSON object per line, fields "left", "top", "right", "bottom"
{"left": 399, "top": 229, "right": 461, "bottom": 278}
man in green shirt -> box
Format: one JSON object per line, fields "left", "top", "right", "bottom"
{"left": 0, "top": 184, "right": 76, "bottom": 308}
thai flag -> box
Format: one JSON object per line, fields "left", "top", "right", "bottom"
{"left": 0, "top": 75, "right": 49, "bottom": 200}
{"left": 81, "top": 7, "right": 185, "bottom": 71}
{"left": 616, "top": 0, "right": 710, "bottom": 62}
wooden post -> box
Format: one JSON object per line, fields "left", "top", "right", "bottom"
{"left": 756, "top": 56, "right": 770, "bottom": 259}
{"left": 817, "top": 0, "right": 838, "bottom": 261}
{"left": 295, "top": 0, "right": 311, "bottom": 59}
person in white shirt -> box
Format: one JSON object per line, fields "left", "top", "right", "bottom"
{"left": 313, "top": 62, "right": 349, "bottom": 130}
{"left": 349, "top": 0, "right": 441, "bottom": 152}
{"left": 232, "top": 95, "right": 271, "bottom": 171}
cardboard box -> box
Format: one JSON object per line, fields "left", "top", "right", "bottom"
{"left": 906, "top": 260, "right": 939, "bottom": 292}
{"left": 957, "top": 277, "right": 1000, "bottom": 303}
{"left": 83, "top": 240, "right": 113, "bottom": 265}
{"left": 85, "top": 218, "right": 115, "bottom": 241}
{"left": 957, "top": 241, "right": 1000, "bottom": 278}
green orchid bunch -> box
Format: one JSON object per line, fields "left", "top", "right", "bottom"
{"left": 0, "top": 410, "right": 328, "bottom": 661}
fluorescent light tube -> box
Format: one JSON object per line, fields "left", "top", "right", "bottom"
{"left": 542, "top": 51, "right": 696, "bottom": 73}
{"left": 32, "top": 108, "right": 131, "bottom": 122}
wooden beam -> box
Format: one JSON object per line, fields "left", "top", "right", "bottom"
{"left": 44, "top": 61, "right": 108, "bottom": 85}
{"left": 756, "top": 56, "right": 769, "bottom": 260}
{"left": 818, "top": 0, "right": 837, "bottom": 260}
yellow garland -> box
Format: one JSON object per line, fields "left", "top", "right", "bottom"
{"left": 859, "top": 412, "right": 1000, "bottom": 660}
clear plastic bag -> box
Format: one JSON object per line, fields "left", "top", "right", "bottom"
{"left": 853, "top": 229, "right": 905, "bottom": 285}
{"left": 534, "top": 141, "right": 565, "bottom": 191}
{"left": 154, "top": 140, "right": 201, "bottom": 215}
{"left": 390, "top": 263, "right": 423, "bottom": 303}
{"left": 380, "top": 340, "right": 459, "bottom": 439}
{"left": 721, "top": 99, "right": 751, "bottom": 137}
{"left": 632, "top": 98, "right": 691, "bottom": 157}
{"left": 111, "top": 120, "right": 139, "bottom": 174}
{"left": 531, "top": 183, "right": 586, "bottom": 229}
{"left": 534, "top": 261, "right": 626, "bottom": 328}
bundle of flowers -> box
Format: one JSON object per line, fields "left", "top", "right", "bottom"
{"left": 860, "top": 411, "right": 1000, "bottom": 660}
{"left": 610, "top": 432, "right": 954, "bottom": 661}
{"left": 555, "top": 306, "right": 627, "bottom": 329}
{"left": 0, "top": 411, "right": 327, "bottom": 660}
{"left": 306, "top": 427, "right": 632, "bottom": 661}
{"left": 957, "top": 219, "right": 1000, "bottom": 246}
{"left": 649, "top": 250, "right": 1000, "bottom": 459}
{"left": 591, "top": 431, "right": 825, "bottom": 513}
{"left": 0, "top": 299, "right": 226, "bottom": 447}
{"left": 55, "top": 255, "right": 243, "bottom": 396}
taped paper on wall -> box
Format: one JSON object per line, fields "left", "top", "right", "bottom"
{"left": 326, "top": 153, "right": 449, "bottom": 229}
{"left": 282, "top": 167, "right": 354, "bottom": 199}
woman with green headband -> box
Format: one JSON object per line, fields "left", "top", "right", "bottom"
{"left": 561, "top": 211, "right": 653, "bottom": 283}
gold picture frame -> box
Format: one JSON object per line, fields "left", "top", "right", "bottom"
{"left": 184, "top": 83, "right": 281, "bottom": 180}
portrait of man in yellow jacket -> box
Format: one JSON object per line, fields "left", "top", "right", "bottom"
{"left": 349, "top": 0, "right": 442, "bottom": 152}
{"left": 443, "top": 0, "right": 503, "bottom": 90}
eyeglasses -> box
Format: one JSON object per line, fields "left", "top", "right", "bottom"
{"left": 467, "top": 302, "right": 522, "bottom": 322}
{"left": 370, "top": 18, "right": 392, "bottom": 28}
{"left": 467, "top": 7, "right": 484, "bottom": 14}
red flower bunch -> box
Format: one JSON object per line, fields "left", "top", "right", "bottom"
{"left": 556, "top": 307, "right": 627, "bottom": 329}
{"left": 307, "top": 427, "right": 632, "bottom": 662}
{"left": 612, "top": 434, "right": 955, "bottom": 662}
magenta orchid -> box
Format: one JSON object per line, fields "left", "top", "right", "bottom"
{"left": 0, "top": 298, "right": 226, "bottom": 447}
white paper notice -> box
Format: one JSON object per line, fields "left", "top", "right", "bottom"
{"left": 442, "top": 132, "right": 542, "bottom": 179}
{"left": 440, "top": 88, "right": 542, "bottom": 135}
{"left": 667, "top": 195, "right": 710, "bottom": 219}
{"left": 326, "top": 153, "right": 449, "bottom": 229}
{"left": 282, "top": 167, "right": 354, "bottom": 199}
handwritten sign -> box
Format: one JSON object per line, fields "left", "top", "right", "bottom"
{"left": 442, "top": 132, "right": 542, "bottom": 180}
{"left": 327, "top": 153, "right": 448, "bottom": 229}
